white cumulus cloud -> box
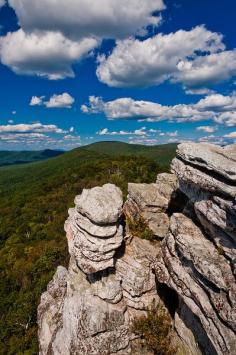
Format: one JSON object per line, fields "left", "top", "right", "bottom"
{"left": 0, "top": 123, "right": 66, "bottom": 134}
{"left": 30, "top": 96, "right": 45, "bottom": 106}
{"left": 0, "top": 29, "right": 98, "bottom": 79}
{"left": 97, "top": 127, "right": 148, "bottom": 136}
{"left": 81, "top": 96, "right": 211, "bottom": 122}
{"left": 30, "top": 93, "right": 75, "bottom": 108}
{"left": 224, "top": 131, "right": 236, "bottom": 139}
{"left": 96, "top": 26, "right": 225, "bottom": 88}
{"left": 8, "top": 0, "right": 165, "bottom": 40}
{"left": 196, "top": 126, "right": 217, "bottom": 133}
{"left": 175, "top": 50, "right": 236, "bottom": 88}
{"left": 82, "top": 92, "right": 236, "bottom": 127}
{"left": 45, "top": 93, "right": 75, "bottom": 108}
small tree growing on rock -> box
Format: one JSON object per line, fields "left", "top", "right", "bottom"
{"left": 132, "top": 301, "right": 176, "bottom": 355}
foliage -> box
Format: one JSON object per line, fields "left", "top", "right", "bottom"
{"left": 85, "top": 141, "right": 177, "bottom": 168}
{"left": 0, "top": 145, "right": 173, "bottom": 354}
{"left": 127, "top": 216, "right": 155, "bottom": 241}
{"left": 132, "top": 302, "right": 176, "bottom": 355}
{"left": 0, "top": 149, "right": 63, "bottom": 167}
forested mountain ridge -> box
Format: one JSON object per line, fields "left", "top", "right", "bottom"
{"left": 0, "top": 149, "right": 64, "bottom": 167}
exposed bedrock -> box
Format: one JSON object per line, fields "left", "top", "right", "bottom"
{"left": 123, "top": 173, "right": 184, "bottom": 239}
{"left": 38, "top": 143, "right": 236, "bottom": 355}
{"left": 157, "top": 142, "right": 236, "bottom": 355}
{"left": 38, "top": 184, "right": 161, "bottom": 355}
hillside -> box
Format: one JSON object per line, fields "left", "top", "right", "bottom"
{"left": 0, "top": 149, "right": 64, "bottom": 167}
{"left": 84, "top": 141, "right": 178, "bottom": 167}
{"left": 0, "top": 142, "right": 176, "bottom": 354}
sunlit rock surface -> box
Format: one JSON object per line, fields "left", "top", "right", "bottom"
{"left": 38, "top": 184, "right": 160, "bottom": 355}
{"left": 38, "top": 143, "right": 236, "bottom": 355}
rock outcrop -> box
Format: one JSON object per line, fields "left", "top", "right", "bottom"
{"left": 38, "top": 184, "right": 160, "bottom": 355}
{"left": 156, "top": 143, "right": 236, "bottom": 355}
{"left": 124, "top": 173, "right": 179, "bottom": 239}
{"left": 38, "top": 143, "right": 236, "bottom": 355}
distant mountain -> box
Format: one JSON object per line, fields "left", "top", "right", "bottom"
{"left": 0, "top": 149, "right": 64, "bottom": 166}
{"left": 84, "top": 141, "right": 178, "bottom": 166}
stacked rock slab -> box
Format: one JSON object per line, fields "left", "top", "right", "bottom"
{"left": 156, "top": 143, "right": 236, "bottom": 355}
{"left": 65, "top": 184, "right": 124, "bottom": 274}
{"left": 38, "top": 184, "right": 160, "bottom": 355}
{"left": 124, "top": 173, "right": 179, "bottom": 239}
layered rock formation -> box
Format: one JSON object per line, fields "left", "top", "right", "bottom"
{"left": 38, "top": 143, "right": 236, "bottom": 355}
{"left": 38, "top": 184, "right": 160, "bottom": 354}
{"left": 124, "top": 173, "right": 179, "bottom": 239}
{"left": 156, "top": 143, "right": 236, "bottom": 355}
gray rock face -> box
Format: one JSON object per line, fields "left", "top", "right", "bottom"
{"left": 38, "top": 184, "right": 160, "bottom": 355}
{"left": 124, "top": 175, "right": 178, "bottom": 239}
{"left": 176, "top": 142, "right": 236, "bottom": 182}
{"left": 154, "top": 142, "right": 236, "bottom": 355}
{"left": 65, "top": 184, "right": 124, "bottom": 274}
{"left": 155, "top": 214, "right": 236, "bottom": 355}
{"left": 75, "top": 184, "right": 123, "bottom": 225}
{"left": 38, "top": 142, "right": 236, "bottom": 355}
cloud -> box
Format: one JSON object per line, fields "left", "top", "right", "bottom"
{"left": 216, "top": 112, "right": 236, "bottom": 127}
{"left": 0, "top": 123, "right": 66, "bottom": 134}
{"left": 0, "top": 123, "right": 83, "bottom": 149}
{"left": 0, "top": 133, "right": 47, "bottom": 141}
{"left": 45, "top": 93, "right": 75, "bottom": 108}
{"left": 185, "top": 88, "right": 215, "bottom": 95}
{"left": 30, "top": 93, "right": 75, "bottom": 108}
{"left": 129, "top": 137, "right": 159, "bottom": 146}
{"left": 224, "top": 131, "right": 236, "bottom": 139}
{"left": 97, "top": 127, "right": 148, "bottom": 136}
{"left": 196, "top": 126, "right": 217, "bottom": 133}
{"left": 30, "top": 96, "right": 44, "bottom": 106}
{"left": 81, "top": 96, "right": 212, "bottom": 122}
{"left": 0, "top": 29, "right": 98, "bottom": 79}
{"left": 96, "top": 26, "right": 225, "bottom": 88}
{"left": 175, "top": 50, "right": 236, "bottom": 88}
{"left": 8, "top": 0, "right": 165, "bottom": 40}
{"left": 82, "top": 92, "right": 236, "bottom": 127}
{"left": 196, "top": 93, "right": 236, "bottom": 111}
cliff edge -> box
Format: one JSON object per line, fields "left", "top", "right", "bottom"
{"left": 38, "top": 143, "right": 236, "bottom": 355}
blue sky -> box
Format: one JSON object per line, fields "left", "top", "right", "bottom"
{"left": 0, "top": 0, "right": 236, "bottom": 150}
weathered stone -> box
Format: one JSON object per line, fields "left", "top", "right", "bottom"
{"left": 69, "top": 208, "right": 118, "bottom": 238}
{"left": 124, "top": 179, "right": 177, "bottom": 239}
{"left": 64, "top": 184, "right": 124, "bottom": 274}
{"left": 75, "top": 184, "right": 123, "bottom": 225}
{"left": 38, "top": 266, "right": 68, "bottom": 355}
{"left": 39, "top": 187, "right": 161, "bottom": 355}
{"left": 176, "top": 142, "right": 236, "bottom": 182}
{"left": 39, "top": 142, "right": 236, "bottom": 355}
{"left": 155, "top": 214, "right": 236, "bottom": 355}
{"left": 172, "top": 157, "right": 236, "bottom": 199}
{"left": 116, "top": 237, "right": 160, "bottom": 309}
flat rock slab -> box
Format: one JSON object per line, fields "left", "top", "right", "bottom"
{"left": 75, "top": 184, "right": 123, "bottom": 225}
{"left": 176, "top": 142, "right": 236, "bottom": 182}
